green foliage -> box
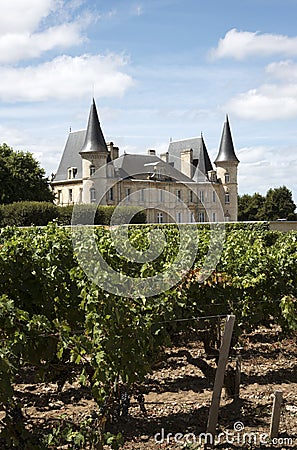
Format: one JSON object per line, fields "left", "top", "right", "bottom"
{"left": 0, "top": 203, "right": 147, "bottom": 227}
{"left": 59, "top": 204, "right": 147, "bottom": 225}
{"left": 238, "top": 193, "right": 265, "bottom": 221}
{"left": 0, "top": 201, "right": 58, "bottom": 226}
{"left": 0, "top": 224, "right": 296, "bottom": 446}
{"left": 0, "top": 143, "right": 54, "bottom": 204}
{"left": 238, "top": 186, "right": 297, "bottom": 221}
{"left": 263, "top": 186, "right": 296, "bottom": 220}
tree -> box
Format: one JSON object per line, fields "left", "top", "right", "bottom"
{"left": 238, "top": 193, "right": 265, "bottom": 221}
{"left": 262, "top": 186, "right": 296, "bottom": 221}
{"left": 238, "top": 186, "right": 296, "bottom": 221}
{"left": 0, "top": 143, "right": 54, "bottom": 204}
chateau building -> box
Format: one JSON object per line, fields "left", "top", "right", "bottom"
{"left": 51, "top": 99, "right": 239, "bottom": 223}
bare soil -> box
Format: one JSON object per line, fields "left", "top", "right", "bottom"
{"left": 11, "top": 326, "right": 297, "bottom": 449}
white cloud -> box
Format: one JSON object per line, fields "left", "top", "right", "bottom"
{"left": 0, "top": 0, "right": 54, "bottom": 35}
{"left": 266, "top": 60, "right": 297, "bottom": 81}
{"left": 0, "top": 0, "right": 93, "bottom": 63}
{"left": 237, "top": 145, "right": 297, "bottom": 203}
{"left": 226, "top": 87, "right": 297, "bottom": 120}
{"left": 0, "top": 23, "right": 87, "bottom": 64}
{"left": 0, "top": 54, "right": 134, "bottom": 102}
{"left": 211, "top": 28, "right": 297, "bottom": 60}
{"left": 0, "top": 124, "right": 27, "bottom": 147}
{"left": 226, "top": 81, "right": 297, "bottom": 120}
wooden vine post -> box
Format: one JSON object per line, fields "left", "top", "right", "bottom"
{"left": 234, "top": 355, "right": 242, "bottom": 400}
{"left": 206, "top": 314, "right": 236, "bottom": 439}
{"left": 270, "top": 390, "right": 283, "bottom": 439}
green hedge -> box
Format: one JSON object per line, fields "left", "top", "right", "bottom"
{"left": 0, "top": 202, "right": 147, "bottom": 226}
{"left": 0, "top": 201, "right": 271, "bottom": 229}
{"left": 0, "top": 201, "right": 58, "bottom": 226}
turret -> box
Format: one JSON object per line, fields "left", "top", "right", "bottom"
{"left": 80, "top": 99, "right": 110, "bottom": 203}
{"left": 80, "top": 98, "right": 108, "bottom": 154}
{"left": 214, "top": 116, "right": 239, "bottom": 221}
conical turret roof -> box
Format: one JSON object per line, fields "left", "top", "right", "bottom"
{"left": 80, "top": 98, "right": 108, "bottom": 153}
{"left": 214, "top": 115, "right": 239, "bottom": 164}
{"left": 193, "top": 134, "right": 213, "bottom": 181}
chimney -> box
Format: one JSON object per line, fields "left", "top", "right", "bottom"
{"left": 160, "top": 152, "right": 169, "bottom": 163}
{"left": 107, "top": 142, "right": 119, "bottom": 160}
{"left": 147, "top": 149, "right": 156, "bottom": 156}
{"left": 180, "top": 149, "right": 193, "bottom": 178}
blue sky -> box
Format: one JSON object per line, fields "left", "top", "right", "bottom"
{"left": 1, "top": 0, "right": 297, "bottom": 203}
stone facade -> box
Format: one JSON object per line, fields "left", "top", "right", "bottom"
{"left": 51, "top": 100, "right": 239, "bottom": 223}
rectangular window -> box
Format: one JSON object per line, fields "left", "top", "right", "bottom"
{"left": 199, "top": 190, "right": 204, "bottom": 202}
{"left": 90, "top": 188, "right": 96, "bottom": 203}
{"left": 225, "top": 172, "right": 230, "bottom": 183}
{"left": 139, "top": 189, "right": 145, "bottom": 202}
{"left": 212, "top": 212, "right": 216, "bottom": 222}
{"left": 157, "top": 212, "right": 163, "bottom": 223}
{"left": 90, "top": 165, "right": 96, "bottom": 176}
{"left": 189, "top": 212, "right": 195, "bottom": 223}
{"left": 79, "top": 188, "right": 83, "bottom": 203}
{"left": 177, "top": 212, "right": 182, "bottom": 223}
{"left": 57, "top": 190, "right": 62, "bottom": 205}
{"left": 198, "top": 211, "right": 205, "bottom": 222}
{"left": 176, "top": 190, "right": 181, "bottom": 202}
{"left": 189, "top": 190, "right": 194, "bottom": 203}
{"left": 159, "top": 189, "right": 164, "bottom": 202}
{"left": 126, "top": 188, "right": 131, "bottom": 202}
{"left": 68, "top": 189, "right": 73, "bottom": 203}
{"left": 109, "top": 187, "right": 114, "bottom": 201}
{"left": 212, "top": 191, "right": 216, "bottom": 203}
{"left": 225, "top": 193, "right": 230, "bottom": 204}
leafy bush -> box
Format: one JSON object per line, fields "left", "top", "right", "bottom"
{"left": 0, "top": 201, "right": 58, "bottom": 226}
{"left": 0, "top": 202, "right": 147, "bottom": 227}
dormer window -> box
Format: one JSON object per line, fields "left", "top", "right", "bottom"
{"left": 209, "top": 170, "right": 217, "bottom": 182}
{"left": 68, "top": 167, "right": 77, "bottom": 179}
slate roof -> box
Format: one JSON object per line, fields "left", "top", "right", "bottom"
{"left": 54, "top": 130, "right": 85, "bottom": 182}
{"left": 112, "top": 154, "right": 193, "bottom": 182}
{"left": 214, "top": 115, "right": 239, "bottom": 164}
{"left": 167, "top": 135, "right": 213, "bottom": 180}
{"left": 53, "top": 99, "right": 225, "bottom": 184}
{"left": 80, "top": 98, "right": 108, "bottom": 153}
